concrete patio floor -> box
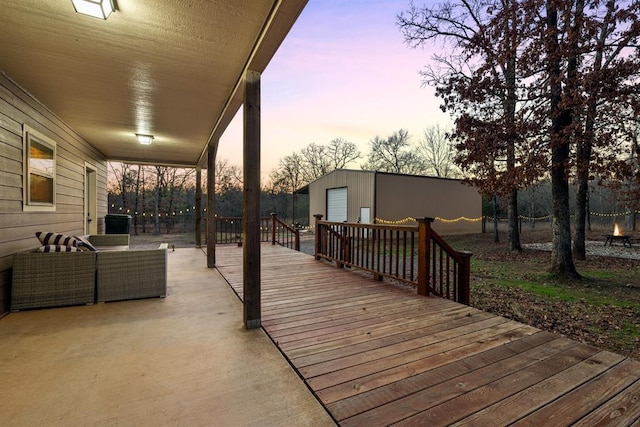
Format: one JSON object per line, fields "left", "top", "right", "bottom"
{"left": 0, "top": 248, "right": 336, "bottom": 426}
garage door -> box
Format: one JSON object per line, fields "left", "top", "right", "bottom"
{"left": 327, "top": 187, "right": 347, "bottom": 222}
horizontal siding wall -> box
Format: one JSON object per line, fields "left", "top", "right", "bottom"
{"left": 0, "top": 72, "right": 108, "bottom": 315}
{"left": 308, "top": 170, "right": 375, "bottom": 226}
{"left": 376, "top": 173, "right": 482, "bottom": 235}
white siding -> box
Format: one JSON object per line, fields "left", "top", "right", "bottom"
{"left": 0, "top": 72, "right": 108, "bottom": 315}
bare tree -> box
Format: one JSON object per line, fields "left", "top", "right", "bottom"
{"left": 327, "top": 138, "right": 361, "bottom": 169}
{"left": 108, "top": 162, "right": 136, "bottom": 212}
{"left": 416, "top": 125, "right": 459, "bottom": 178}
{"left": 362, "top": 129, "right": 425, "bottom": 174}
{"left": 214, "top": 158, "right": 242, "bottom": 193}
{"left": 299, "top": 138, "right": 362, "bottom": 182}
{"left": 268, "top": 153, "right": 305, "bottom": 220}
{"left": 300, "top": 143, "right": 331, "bottom": 183}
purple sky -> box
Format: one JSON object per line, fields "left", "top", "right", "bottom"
{"left": 217, "top": 0, "right": 450, "bottom": 177}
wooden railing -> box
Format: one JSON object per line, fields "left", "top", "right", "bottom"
{"left": 205, "top": 215, "right": 300, "bottom": 250}
{"left": 313, "top": 215, "right": 472, "bottom": 305}
{"left": 209, "top": 216, "right": 271, "bottom": 244}
{"left": 270, "top": 213, "right": 300, "bottom": 251}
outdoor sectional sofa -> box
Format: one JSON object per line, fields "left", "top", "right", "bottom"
{"left": 11, "top": 234, "right": 167, "bottom": 311}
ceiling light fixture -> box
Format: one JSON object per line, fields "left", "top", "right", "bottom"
{"left": 71, "top": 0, "right": 115, "bottom": 20}
{"left": 136, "top": 134, "right": 154, "bottom": 145}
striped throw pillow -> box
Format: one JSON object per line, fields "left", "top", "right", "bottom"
{"left": 37, "top": 245, "right": 80, "bottom": 252}
{"left": 73, "top": 235, "right": 97, "bottom": 252}
{"left": 35, "top": 232, "right": 79, "bottom": 247}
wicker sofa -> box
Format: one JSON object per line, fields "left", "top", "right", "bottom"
{"left": 11, "top": 234, "right": 167, "bottom": 311}
{"left": 11, "top": 251, "right": 96, "bottom": 311}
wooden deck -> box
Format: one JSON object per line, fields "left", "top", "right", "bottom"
{"left": 216, "top": 244, "right": 640, "bottom": 426}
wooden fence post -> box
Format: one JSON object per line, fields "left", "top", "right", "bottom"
{"left": 314, "top": 214, "right": 323, "bottom": 260}
{"left": 457, "top": 251, "right": 473, "bottom": 305}
{"left": 417, "top": 217, "right": 434, "bottom": 296}
{"left": 270, "top": 212, "right": 276, "bottom": 245}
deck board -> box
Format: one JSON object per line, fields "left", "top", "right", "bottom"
{"left": 216, "top": 244, "right": 640, "bottom": 426}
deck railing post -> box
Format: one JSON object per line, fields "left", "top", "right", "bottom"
{"left": 417, "top": 217, "right": 434, "bottom": 296}
{"left": 336, "top": 223, "right": 349, "bottom": 269}
{"left": 457, "top": 251, "right": 473, "bottom": 305}
{"left": 343, "top": 234, "right": 351, "bottom": 267}
{"left": 270, "top": 212, "right": 276, "bottom": 245}
{"left": 314, "top": 214, "right": 323, "bottom": 260}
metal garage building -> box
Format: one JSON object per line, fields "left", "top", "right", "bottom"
{"left": 299, "top": 169, "right": 483, "bottom": 235}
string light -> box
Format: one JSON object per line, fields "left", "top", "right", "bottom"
{"left": 435, "top": 216, "right": 484, "bottom": 223}
{"left": 375, "top": 217, "right": 416, "bottom": 225}
{"left": 588, "top": 210, "right": 638, "bottom": 217}
{"left": 375, "top": 216, "right": 484, "bottom": 224}
{"left": 374, "top": 210, "right": 639, "bottom": 225}
{"left": 107, "top": 207, "right": 639, "bottom": 222}
{"left": 519, "top": 214, "right": 552, "bottom": 221}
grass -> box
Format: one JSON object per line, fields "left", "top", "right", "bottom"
{"left": 473, "top": 256, "right": 640, "bottom": 308}
{"left": 446, "top": 227, "right": 640, "bottom": 359}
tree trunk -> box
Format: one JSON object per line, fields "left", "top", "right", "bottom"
{"left": 508, "top": 188, "right": 521, "bottom": 251}
{"left": 550, "top": 142, "right": 579, "bottom": 278}
{"left": 574, "top": 0, "right": 601, "bottom": 260}
{"left": 504, "top": 1, "right": 521, "bottom": 252}
{"left": 493, "top": 195, "right": 499, "bottom": 243}
{"left": 546, "top": 0, "right": 580, "bottom": 279}
{"left": 573, "top": 162, "right": 589, "bottom": 260}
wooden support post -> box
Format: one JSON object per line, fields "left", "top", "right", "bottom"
{"left": 457, "top": 251, "right": 473, "bottom": 305}
{"left": 206, "top": 141, "right": 217, "bottom": 268}
{"left": 195, "top": 166, "right": 202, "bottom": 248}
{"left": 271, "top": 213, "right": 276, "bottom": 245}
{"left": 243, "top": 70, "right": 261, "bottom": 330}
{"left": 314, "top": 214, "right": 323, "bottom": 260}
{"left": 417, "top": 217, "right": 434, "bottom": 296}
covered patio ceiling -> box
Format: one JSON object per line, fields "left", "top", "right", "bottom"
{"left": 0, "top": 0, "right": 307, "bottom": 167}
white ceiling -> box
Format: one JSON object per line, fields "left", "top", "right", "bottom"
{"left": 0, "top": 0, "right": 307, "bottom": 167}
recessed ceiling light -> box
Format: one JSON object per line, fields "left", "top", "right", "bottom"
{"left": 71, "top": 0, "right": 115, "bottom": 20}
{"left": 136, "top": 134, "right": 154, "bottom": 145}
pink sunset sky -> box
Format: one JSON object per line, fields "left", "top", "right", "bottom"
{"left": 217, "top": 0, "right": 452, "bottom": 177}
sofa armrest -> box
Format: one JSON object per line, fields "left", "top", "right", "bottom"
{"left": 88, "top": 234, "right": 129, "bottom": 248}
{"left": 96, "top": 249, "right": 167, "bottom": 302}
{"left": 11, "top": 251, "right": 96, "bottom": 311}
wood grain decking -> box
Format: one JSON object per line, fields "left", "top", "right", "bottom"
{"left": 216, "top": 244, "right": 640, "bottom": 426}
